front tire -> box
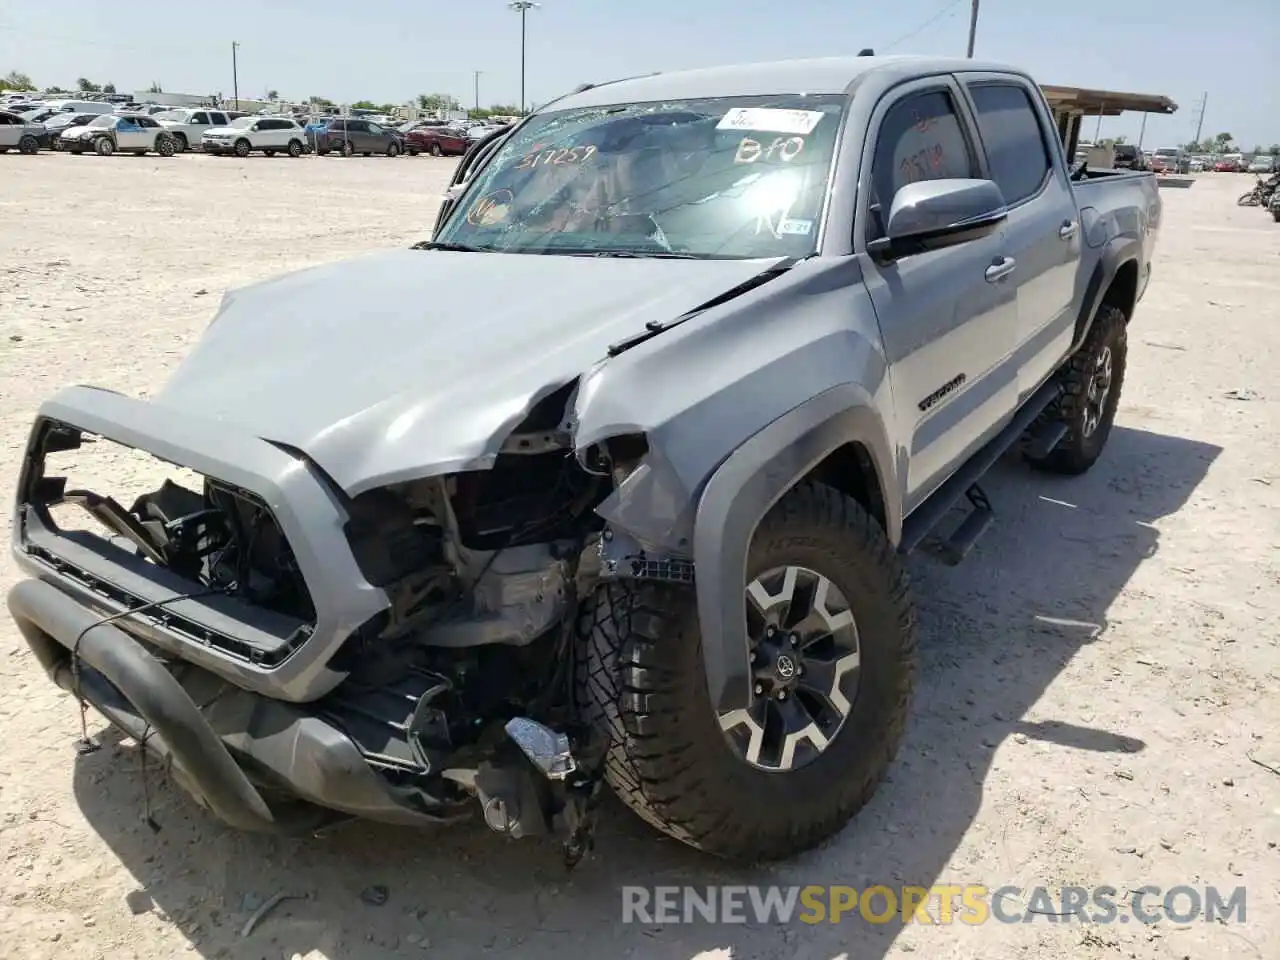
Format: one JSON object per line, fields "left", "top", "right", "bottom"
{"left": 173, "top": 132, "right": 188, "bottom": 152}
{"left": 576, "top": 483, "right": 916, "bottom": 861}
{"left": 387, "top": 141, "right": 401, "bottom": 157}
{"left": 1027, "top": 303, "right": 1128, "bottom": 475}
{"left": 18, "top": 134, "right": 38, "bottom": 154}
{"left": 340, "top": 139, "right": 354, "bottom": 157}
{"left": 287, "top": 139, "right": 303, "bottom": 157}
{"left": 234, "top": 138, "right": 251, "bottom": 158}
{"left": 157, "top": 136, "right": 175, "bottom": 157}
{"left": 94, "top": 137, "right": 114, "bottom": 156}
{"left": 430, "top": 142, "right": 443, "bottom": 157}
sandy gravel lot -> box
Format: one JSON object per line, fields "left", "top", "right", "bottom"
{"left": 0, "top": 154, "right": 1277, "bottom": 960}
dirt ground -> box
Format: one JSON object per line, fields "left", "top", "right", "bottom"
{"left": 0, "top": 154, "right": 1277, "bottom": 960}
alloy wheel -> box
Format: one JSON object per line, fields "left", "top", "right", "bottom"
{"left": 718, "top": 565, "right": 861, "bottom": 772}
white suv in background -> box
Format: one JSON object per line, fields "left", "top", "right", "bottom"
{"left": 155, "top": 108, "right": 230, "bottom": 152}
{"left": 201, "top": 116, "right": 306, "bottom": 157}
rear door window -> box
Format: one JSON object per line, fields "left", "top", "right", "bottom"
{"left": 210, "top": 113, "right": 228, "bottom": 126}
{"left": 192, "top": 112, "right": 209, "bottom": 124}
{"left": 966, "top": 83, "right": 1053, "bottom": 206}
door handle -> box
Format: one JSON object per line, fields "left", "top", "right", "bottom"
{"left": 984, "top": 256, "right": 1016, "bottom": 283}
{"left": 1059, "top": 220, "right": 1079, "bottom": 241}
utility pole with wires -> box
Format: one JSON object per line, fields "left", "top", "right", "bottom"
{"left": 231, "top": 41, "right": 240, "bottom": 110}
{"left": 966, "top": 0, "right": 980, "bottom": 57}
{"left": 1191, "top": 91, "right": 1208, "bottom": 147}
{"left": 473, "top": 70, "right": 482, "bottom": 112}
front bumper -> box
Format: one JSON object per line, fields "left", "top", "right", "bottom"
{"left": 8, "top": 578, "right": 467, "bottom": 831}
{"left": 12, "top": 385, "right": 388, "bottom": 703}
{"left": 202, "top": 140, "right": 233, "bottom": 153}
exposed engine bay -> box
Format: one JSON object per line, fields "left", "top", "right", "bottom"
{"left": 14, "top": 383, "right": 660, "bottom": 864}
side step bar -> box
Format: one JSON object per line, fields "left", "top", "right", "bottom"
{"left": 899, "top": 379, "right": 1063, "bottom": 557}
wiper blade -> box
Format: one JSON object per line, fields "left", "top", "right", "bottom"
{"left": 411, "top": 240, "right": 492, "bottom": 252}
{"left": 568, "top": 249, "right": 707, "bottom": 260}
{"left": 606, "top": 257, "right": 798, "bottom": 357}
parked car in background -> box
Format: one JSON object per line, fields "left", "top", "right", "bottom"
{"left": 1112, "top": 144, "right": 1145, "bottom": 170}
{"left": 1149, "top": 147, "right": 1187, "bottom": 173}
{"left": 31, "top": 99, "right": 116, "bottom": 117}
{"left": 38, "top": 112, "right": 98, "bottom": 149}
{"left": 0, "top": 110, "right": 43, "bottom": 153}
{"left": 406, "top": 125, "right": 469, "bottom": 156}
{"left": 310, "top": 117, "right": 403, "bottom": 157}
{"left": 156, "top": 108, "right": 231, "bottom": 152}
{"left": 19, "top": 107, "right": 66, "bottom": 125}
{"left": 202, "top": 116, "right": 306, "bottom": 157}
{"left": 1247, "top": 154, "right": 1277, "bottom": 174}
{"left": 465, "top": 123, "right": 508, "bottom": 141}
{"left": 59, "top": 113, "right": 177, "bottom": 156}
{"left": 1216, "top": 153, "right": 1245, "bottom": 172}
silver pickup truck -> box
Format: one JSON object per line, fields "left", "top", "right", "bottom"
{"left": 8, "top": 54, "right": 1159, "bottom": 864}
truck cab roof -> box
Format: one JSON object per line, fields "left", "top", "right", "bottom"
{"left": 553, "top": 55, "right": 1027, "bottom": 109}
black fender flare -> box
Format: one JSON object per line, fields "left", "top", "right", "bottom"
{"left": 692, "top": 384, "right": 896, "bottom": 713}
{"left": 1071, "top": 237, "right": 1143, "bottom": 352}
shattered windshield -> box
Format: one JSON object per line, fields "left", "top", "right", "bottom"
{"left": 435, "top": 94, "right": 845, "bottom": 259}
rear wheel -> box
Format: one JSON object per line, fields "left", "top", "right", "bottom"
{"left": 18, "top": 135, "right": 38, "bottom": 155}
{"left": 156, "top": 136, "right": 175, "bottom": 157}
{"left": 340, "top": 139, "right": 354, "bottom": 157}
{"left": 430, "top": 142, "right": 443, "bottom": 157}
{"left": 1026, "top": 303, "right": 1128, "bottom": 475}
{"left": 576, "top": 482, "right": 917, "bottom": 861}
{"left": 234, "top": 138, "right": 251, "bottom": 158}
{"left": 287, "top": 139, "right": 303, "bottom": 157}
{"left": 387, "top": 141, "right": 401, "bottom": 158}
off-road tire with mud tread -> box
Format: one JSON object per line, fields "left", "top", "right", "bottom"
{"left": 1026, "top": 303, "right": 1128, "bottom": 475}
{"left": 575, "top": 482, "right": 917, "bottom": 861}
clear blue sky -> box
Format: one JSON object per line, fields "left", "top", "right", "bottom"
{"left": 2, "top": 0, "right": 1277, "bottom": 148}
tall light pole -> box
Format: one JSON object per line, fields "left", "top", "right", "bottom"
{"left": 474, "top": 70, "right": 482, "bottom": 112}
{"left": 508, "top": 1, "right": 539, "bottom": 114}
{"left": 231, "top": 41, "right": 240, "bottom": 110}
{"left": 965, "top": 0, "right": 980, "bottom": 58}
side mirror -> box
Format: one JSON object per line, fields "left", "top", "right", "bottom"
{"left": 868, "top": 178, "right": 1007, "bottom": 262}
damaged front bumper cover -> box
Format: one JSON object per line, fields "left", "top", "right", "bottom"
{"left": 8, "top": 578, "right": 470, "bottom": 831}
{"left": 12, "top": 385, "right": 389, "bottom": 704}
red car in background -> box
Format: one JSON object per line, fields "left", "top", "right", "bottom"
{"left": 406, "top": 125, "right": 469, "bottom": 157}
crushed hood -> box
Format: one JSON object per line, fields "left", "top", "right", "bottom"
{"left": 154, "top": 248, "right": 786, "bottom": 495}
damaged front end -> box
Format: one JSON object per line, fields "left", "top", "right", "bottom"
{"left": 7, "top": 381, "right": 681, "bottom": 859}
